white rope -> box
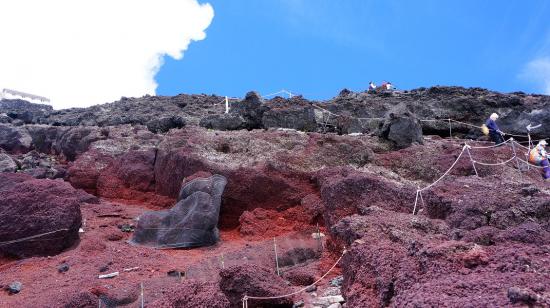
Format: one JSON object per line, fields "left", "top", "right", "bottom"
{"left": 263, "top": 89, "right": 294, "bottom": 98}
{"left": 468, "top": 138, "right": 512, "bottom": 149}
{"left": 0, "top": 228, "right": 70, "bottom": 247}
{"left": 472, "top": 155, "right": 517, "bottom": 166}
{"left": 517, "top": 157, "right": 550, "bottom": 169}
{"left": 243, "top": 250, "right": 347, "bottom": 304}
{"left": 418, "top": 146, "right": 466, "bottom": 192}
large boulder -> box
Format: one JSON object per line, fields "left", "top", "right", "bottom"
{"left": 0, "top": 173, "right": 95, "bottom": 258}
{"left": 229, "top": 91, "right": 267, "bottom": 129}
{"left": 219, "top": 264, "right": 293, "bottom": 307}
{"left": 0, "top": 124, "right": 32, "bottom": 153}
{"left": 131, "top": 175, "right": 227, "bottom": 248}
{"left": 378, "top": 104, "right": 423, "bottom": 149}
{"left": 25, "top": 125, "right": 67, "bottom": 154}
{"left": 54, "top": 127, "right": 107, "bottom": 160}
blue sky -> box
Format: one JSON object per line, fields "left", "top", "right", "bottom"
{"left": 156, "top": 0, "right": 550, "bottom": 100}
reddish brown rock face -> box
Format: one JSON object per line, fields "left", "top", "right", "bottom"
{"left": 1, "top": 88, "right": 550, "bottom": 307}
{"left": 0, "top": 173, "right": 93, "bottom": 258}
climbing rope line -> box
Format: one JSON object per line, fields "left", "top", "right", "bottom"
{"left": 516, "top": 157, "right": 549, "bottom": 169}
{"left": 468, "top": 139, "right": 513, "bottom": 149}
{"left": 241, "top": 249, "right": 347, "bottom": 308}
{"left": 412, "top": 137, "right": 549, "bottom": 215}
{"left": 412, "top": 145, "right": 466, "bottom": 215}
{"left": 0, "top": 229, "right": 69, "bottom": 247}
{"left": 419, "top": 146, "right": 467, "bottom": 192}
{"left": 471, "top": 155, "right": 517, "bottom": 166}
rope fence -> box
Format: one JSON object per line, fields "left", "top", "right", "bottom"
{"left": 412, "top": 138, "right": 549, "bottom": 215}
{"left": 242, "top": 249, "right": 347, "bottom": 308}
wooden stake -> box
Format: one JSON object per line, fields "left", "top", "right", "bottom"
{"left": 225, "top": 96, "right": 229, "bottom": 114}
{"left": 273, "top": 238, "right": 280, "bottom": 276}
{"left": 140, "top": 282, "right": 144, "bottom": 308}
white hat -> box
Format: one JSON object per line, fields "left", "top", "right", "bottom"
{"left": 490, "top": 113, "right": 499, "bottom": 120}
{"left": 539, "top": 140, "right": 548, "bottom": 146}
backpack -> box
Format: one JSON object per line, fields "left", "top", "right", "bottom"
{"left": 481, "top": 124, "right": 489, "bottom": 136}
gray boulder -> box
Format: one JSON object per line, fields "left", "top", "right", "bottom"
{"left": 378, "top": 104, "right": 423, "bottom": 149}
{"left": 0, "top": 124, "right": 32, "bottom": 153}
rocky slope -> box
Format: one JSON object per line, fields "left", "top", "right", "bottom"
{"left": 0, "top": 86, "right": 549, "bottom": 307}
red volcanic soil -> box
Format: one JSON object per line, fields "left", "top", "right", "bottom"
{"left": 0, "top": 197, "right": 340, "bottom": 307}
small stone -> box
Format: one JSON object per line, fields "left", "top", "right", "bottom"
{"left": 98, "top": 272, "right": 119, "bottom": 279}
{"left": 507, "top": 287, "right": 538, "bottom": 305}
{"left": 118, "top": 224, "right": 135, "bottom": 233}
{"left": 328, "top": 303, "right": 342, "bottom": 308}
{"left": 292, "top": 300, "right": 305, "bottom": 308}
{"left": 305, "top": 285, "right": 317, "bottom": 292}
{"left": 7, "top": 281, "right": 22, "bottom": 294}
{"left": 312, "top": 295, "right": 345, "bottom": 306}
{"left": 330, "top": 276, "right": 344, "bottom": 287}
{"left": 58, "top": 263, "right": 70, "bottom": 273}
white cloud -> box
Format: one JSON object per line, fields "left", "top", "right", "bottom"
{"left": 521, "top": 57, "right": 550, "bottom": 94}
{"left": 0, "top": 0, "right": 214, "bottom": 109}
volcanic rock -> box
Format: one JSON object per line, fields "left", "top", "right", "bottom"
{"left": 0, "top": 99, "right": 52, "bottom": 123}
{"left": 149, "top": 280, "right": 230, "bottom": 308}
{"left": 0, "top": 124, "right": 32, "bottom": 153}
{"left": 0, "top": 152, "right": 18, "bottom": 172}
{"left": 219, "top": 264, "right": 293, "bottom": 307}
{"left": 6, "top": 281, "right": 23, "bottom": 294}
{"left": 0, "top": 173, "right": 89, "bottom": 258}
{"left": 283, "top": 267, "right": 316, "bottom": 286}
{"left": 54, "top": 126, "right": 107, "bottom": 161}
{"left": 199, "top": 113, "right": 246, "bottom": 131}
{"left": 377, "top": 104, "right": 423, "bottom": 149}
{"left": 262, "top": 96, "right": 317, "bottom": 132}
{"left": 316, "top": 167, "right": 415, "bottom": 227}
{"left": 146, "top": 115, "right": 186, "bottom": 133}
{"left": 228, "top": 91, "right": 267, "bottom": 129}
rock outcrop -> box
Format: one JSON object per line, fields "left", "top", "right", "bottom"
{"left": 219, "top": 264, "right": 293, "bottom": 307}
{"left": 377, "top": 104, "right": 423, "bottom": 148}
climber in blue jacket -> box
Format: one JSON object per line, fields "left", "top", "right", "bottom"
{"left": 486, "top": 113, "right": 505, "bottom": 145}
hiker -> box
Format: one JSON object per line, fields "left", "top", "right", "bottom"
{"left": 529, "top": 140, "right": 550, "bottom": 180}
{"left": 485, "top": 113, "right": 505, "bottom": 145}
{"left": 386, "top": 82, "right": 393, "bottom": 90}
{"left": 369, "top": 81, "right": 377, "bottom": 91}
